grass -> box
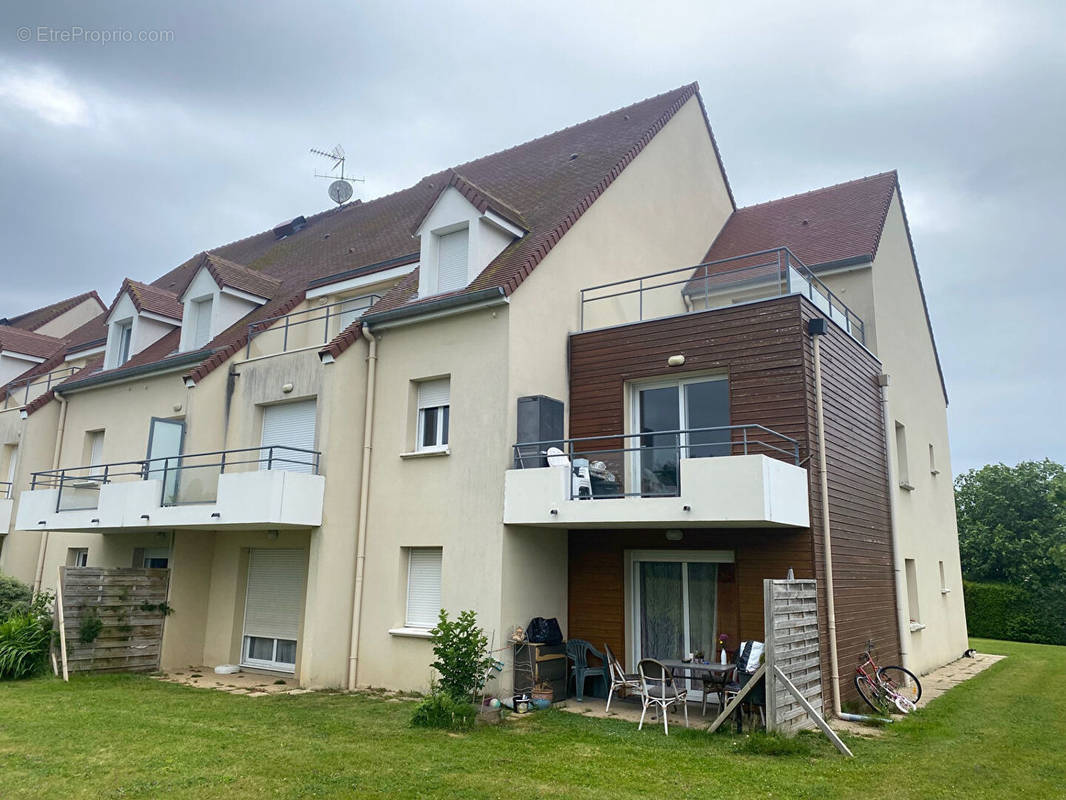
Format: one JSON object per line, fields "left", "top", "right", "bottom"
{"left": 0, "top": 638, "right": 1062, "bottom": 799}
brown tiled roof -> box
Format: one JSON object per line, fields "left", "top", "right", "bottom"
{"left": 693, "top": 170, "right": 948, "bottom": 404}
{"left": 193, "top": 252, "right": 282, "bottom": 300}
{"left": 410, "top": 171, "right": 529, "bottom": 235}
{"left": 702, "top": 172, "right": 898, "bottom": 268}
{"left": 108, "top": 279, "right": 183, "bottom": 321}
{"left": 0, "top": 291, "right": 104, "bottom": 331}
{"left": 29, "top": 83, "right": 728, "bottom": 390}
{"left": 0, "top": 326, "right": 66, "bottom": 359}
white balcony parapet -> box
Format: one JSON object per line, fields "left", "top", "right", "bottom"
{"left": 0, "top": 496, "right": 12, "bottom": 535}
{"left": 17, "top": 450, "right": 324, "bottom": 533}
{"left": 504, "top": 454, "right": 809, "bottom": 529}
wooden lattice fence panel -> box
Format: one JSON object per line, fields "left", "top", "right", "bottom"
{"left": 763, "top": 578, "right": 823, "bottom": 734}
{"left": 59, "top": 567, "right": 171, "bottom": 674}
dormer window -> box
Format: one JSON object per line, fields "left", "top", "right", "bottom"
{"left": 116, "top": 321, "right": 132, "bottom": 366}
{"left": 190, "top": 297, "right": 213, "bottom": 349}
{"left": 412, "top": 173, "right": 526, "bottom": 300}
{"left": 436, "top": 228, "right": 469, "bottom": 294}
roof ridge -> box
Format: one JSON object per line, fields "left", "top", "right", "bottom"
{"left": 738, "top": 170, "right": 898, "bottom": 212}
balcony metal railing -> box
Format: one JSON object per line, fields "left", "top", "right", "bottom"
{"left": 2, "top": 366, "right": 81, "bottom": 410}
{"left": 0, "top": 481, "right": 11, "bottom": 500}
{"left": 511, "top": 424, "right": 800, "bottom": 500}
{"left": 30, "top": 445, "right": 321, "bottom": 513}
{"left": 579, "top": 247, "right": 865, "bottom": 344}
{"left": 246, "top": 296, "right": 382, "bottom": 358}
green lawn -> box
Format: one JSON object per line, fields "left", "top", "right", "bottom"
{"left": 0, "top": 638, "right": 1062, "bottom": 799}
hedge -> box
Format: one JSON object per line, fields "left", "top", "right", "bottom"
{"left": 963, "top": 580, "right": 1066, "bottom": 645}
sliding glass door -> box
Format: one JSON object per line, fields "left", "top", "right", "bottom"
{"left": 628, "top": 551, "right": 731, "bottom": 696}
{"left": 631, "top": 376, "right": 729, "bottom": 495}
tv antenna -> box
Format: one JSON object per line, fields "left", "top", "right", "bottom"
{"left": 310, "top": 145, "right": 364, "bottom": 205}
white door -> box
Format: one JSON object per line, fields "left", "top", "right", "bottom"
{"left": 260, "top": 400, "right": 317, "bottom": 473}
{"left": 242, "top": 549, "right": 307, "bottom": 673}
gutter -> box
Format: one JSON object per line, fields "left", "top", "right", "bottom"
{"left": 33, "top": 390, "right": 67, "bottom": 593}
{"left": 360, "top": 287, "right": 506, "bottom": 329}
{"left": 347, "top": 324, "right": 378, "bottom": 690}
{"left": 59, "top": 349, "right": 213, "bottom": 394}
{"left": 878, "top": 374, "right": 911, "bottom": 673}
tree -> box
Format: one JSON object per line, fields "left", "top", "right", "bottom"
{"left": 955, "top": 459, "right": 1066, "bottom": 586}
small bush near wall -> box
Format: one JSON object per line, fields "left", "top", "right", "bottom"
{"left": 964, "top": 581, "right": 1066, "bottom": 646}
{"left": 0, "top": 591, "right": 55, "bottom": 681}
{"left": 0, "top": 574, "right": 33, "bottom": 620}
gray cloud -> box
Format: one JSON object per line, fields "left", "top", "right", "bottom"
{"left": 1, "top": 0, "right": 1062, "bottom": 473}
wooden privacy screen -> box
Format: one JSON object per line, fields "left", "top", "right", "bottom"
{"left": 763, "top": 578, "right": 823, "bottom": 733}
{"left": 58, "top": 567, "right": 171, "bottom": 674}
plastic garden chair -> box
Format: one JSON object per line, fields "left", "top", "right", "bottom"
{"left": 566, "top": 639, "right": 608, "bottom": 701}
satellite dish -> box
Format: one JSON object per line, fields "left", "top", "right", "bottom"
{"left": 328, "top": 179, "right": 353, "bottom": 205}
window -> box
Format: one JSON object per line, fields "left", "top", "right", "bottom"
{"left": 435, "top": 228, "right": 469, "bottom": 294}
{"left": 631, "top": 375, "right": 729, "bottom": 495}
{"left": 66, "top": 548, "right": 88, "bottom": 568}
{"left": 116, "top": 321, "right": 133, "bottom": 366}
{"left": 929, "top": 443, "right": 939, "bottom": 476}
{"left": 2, "top": 443, "right": 17, "bottom": 489}
{"left": 141, "top": 547, "right": 170, "bottom": 568}
{"left": 939, "top": 560, "right": 950, "bottom": 594}
{"left": 416, "top": 378, "right": 450, "bottom": 451}
{"left": 335, "top": 295, "right": 376, "bottom": 331}
{"left": 260, "top": 400, "right": 317, "bottom": 473}
{"left": 405, "top": 547, "right": 442, "bottom": 628}
{"left": 191, "top": 297, "right": 213, "bottom": 349}
{"left": 905, "top": 558, "right": 921, "bottom": 626}
{"left": 895, "top": 421, "right": 912, "bottom": 489}
{"left": 241, "top": 549, "right": 306, "bottom": 673}
{"left": 87, "top": 430, "right": 105, "bottom": 471}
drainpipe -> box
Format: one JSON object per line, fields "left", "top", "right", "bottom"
{"left": 347, "top": 325, "right": 378, "bottom": 690}
{"left": 809, "top": 321, "right": 842, "bottom": 718}
{"left": 33, "top": 390, "right": 68, "bottom": 593}
{"left": 878, "top": 374, "right": 910, "bottom": 672}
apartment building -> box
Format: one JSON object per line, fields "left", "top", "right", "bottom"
{"left": 0, "top": 82, "right": 966, "bottom": 702}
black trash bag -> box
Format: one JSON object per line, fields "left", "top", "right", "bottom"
{"left": 527, "top": 617, "right": 563, "bottom": 645}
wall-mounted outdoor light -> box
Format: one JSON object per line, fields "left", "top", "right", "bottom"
{"left": 668, "top": 354, "right": 686, "bottom": 367}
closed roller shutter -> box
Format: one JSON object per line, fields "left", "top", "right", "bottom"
{"left": 244, "top": 549, "right": 307, "bottom": 642}
{"left": 436, "top": 229, "right": 468, "bottom": 293}
{"left": 260, "top": 399, "right": 316, "bottom": 472}
{"left": 406, "top": 548, "right": 443, "bottom": 628}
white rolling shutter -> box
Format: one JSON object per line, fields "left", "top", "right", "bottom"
{"left": 436, "top": 229, "right": 469, "bottom": 293}
{"left": 417, "top": 379, "right": 450, "bottom": 410}
{"left": 89, "top": 431, "right": 104, "bottom": 468}
{"left": 244, "top": 549, "right": 306, "bottom": 641}
{"left": 260, "top": 400, "right": 317, "bottom": 473}
{"left": 406, "top": 548, "right": 443, "bottom": 628}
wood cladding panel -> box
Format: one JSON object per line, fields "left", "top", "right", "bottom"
{"left": 568, "top": 295, "right": 898, "bottom": 705}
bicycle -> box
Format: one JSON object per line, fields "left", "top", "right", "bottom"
{"left": 855, "top": 640, "right": 922, "bottom": 714}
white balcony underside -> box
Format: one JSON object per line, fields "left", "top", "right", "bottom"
{"left": 0, "top": 498, "right": 12, "bottom": 534}
{"left": 504, "top": 454, "right": 810, "bottom": 529}
{"left": 16, "top": 470, "right": 324, "bottom": 532}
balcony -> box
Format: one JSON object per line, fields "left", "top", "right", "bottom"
{"left": 17, "top": 446, "right": 324, "bottom": 532}
{"left": 2, "top": 365, "right": 81, "bottom": 410}
{"left": 0, "top": 481, "right": 11, "bottom": 534}
{"left": 579, "top": 247, "right": 865, "bottom": 343}
{"left": 245, "top": 296, "right": 381, "bottom": 359}
{"left": 503, "top": 426, "right": 810, "bottom": 529}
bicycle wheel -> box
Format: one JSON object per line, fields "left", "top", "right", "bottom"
{"left": 878, "top": 666, "right": 922, "bottom": 705}
{"left": 855, "top": 674, "right": 889, "bottom": 714}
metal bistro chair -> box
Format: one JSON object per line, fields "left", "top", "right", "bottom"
{"left": 566, "top": 639, "right": 609, "bottom": 701}
{"left": 603, "top": 642, "right": 641, "bottom": 713}
{"left": 637, "top": 658, "right": 689, "bottom": 734}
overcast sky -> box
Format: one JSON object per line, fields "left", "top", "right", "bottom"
{"left": 0, "top": 0, "right": 1062, "bottom": 474}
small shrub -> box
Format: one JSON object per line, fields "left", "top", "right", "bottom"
{"left": 429, "top": 609, "right": 495, "bottom": 702}
{"left": 0, "top": 574, "right": 33, "bottom": 619}
{"left": 79, "top": 610, "right": 104, "bottom": 644}
{"left": 0, "top": 612, "right": 53, "bottom": 680}
{"left": 411, "top": 687, "right": 476, "bottom": 731}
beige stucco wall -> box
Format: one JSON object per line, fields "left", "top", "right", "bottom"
{"left": 33, "top": 297, "right": 104, "bottom": 339}
{"left": 820, "top": 190, "right": 968, "bottom": 675}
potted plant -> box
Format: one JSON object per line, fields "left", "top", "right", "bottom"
{"left": 531, "top": 681, "right": 554, "bottom": 707}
